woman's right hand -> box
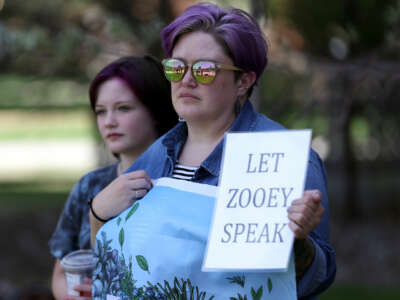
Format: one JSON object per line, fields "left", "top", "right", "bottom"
{"left": 91, "top": 170, "right": 152, "bottom": 221}
{"left": 64, "top": 279, "right": 92, "bottom": 300}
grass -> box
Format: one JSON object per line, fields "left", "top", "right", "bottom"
{"left": 0, "top": 109, "right": 96, "bottom": 141}
{"left": 0, "top": 73, "right": 96, "bottom": 141}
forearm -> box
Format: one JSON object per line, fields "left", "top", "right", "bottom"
{"left": 296, "top": 235, "right": 336, "bottom": 299}
{"left": 294, "top": 237, "right": 316, "bottom": 281}
{"left": 52, "top": 259, "right": 68, "bottom": 300}
{"left": 90, "top": 211, "right": 105, "bottom": 247}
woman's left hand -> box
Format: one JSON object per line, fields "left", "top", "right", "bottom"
{"left": 287, "top": 190, "right": 325, "bottom": 239}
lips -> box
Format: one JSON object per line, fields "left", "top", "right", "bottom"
{"left": 179, "top": 92, "right": 200, "bottom": 101}
{"left": 107, "top": 133, "right": 123, "bottom": 139}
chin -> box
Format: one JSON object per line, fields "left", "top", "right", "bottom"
{"left": 176, "top": 108, "right": 204, "bottom": 120}
{"left": 107, "top": 143, "right": 127, "bottom": 155}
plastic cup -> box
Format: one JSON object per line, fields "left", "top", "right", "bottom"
{"left": 61, "top": 249, "right": 94, "bottom": 296}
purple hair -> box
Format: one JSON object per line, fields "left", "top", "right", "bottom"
{"left": 89, "top": 55, "right": 177, "bottom": 136}
{"left": 161, "top": 3, "right": 268, "bottom": 82}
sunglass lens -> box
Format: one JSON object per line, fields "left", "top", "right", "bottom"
{"left": 163, "top": 59, "right": 186, "bottom": 82}
{"left": 193, "top": 61, "right": 217, "bottom": 84}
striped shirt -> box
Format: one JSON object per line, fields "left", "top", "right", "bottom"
{"left": 172, "top": 162, "right": 198, "bottom": 181}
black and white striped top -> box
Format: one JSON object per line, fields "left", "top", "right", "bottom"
{"left": 172, "top": 162, "right": 199, "bottom": 181}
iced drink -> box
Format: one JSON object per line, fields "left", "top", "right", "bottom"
{"left": 61, "top": 249, "right": 94, "bottom": 296}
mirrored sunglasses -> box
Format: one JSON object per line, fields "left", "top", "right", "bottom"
{"left": 162, "top": 58, "right": 243, "bottom": 84}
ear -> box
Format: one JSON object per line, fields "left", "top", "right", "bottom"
{"left": 236, "top": 71, "right": 257, "bottom": 98}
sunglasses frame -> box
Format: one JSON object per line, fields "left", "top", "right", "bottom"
{"left": 162, "top": 58, "right": 244, "bottom": 84}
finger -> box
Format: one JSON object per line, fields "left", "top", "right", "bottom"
{"left": 316, "top": 204, "right": 325, "bottom": 218}
{"left": 288, "top": 197, "right": 318, "bottom": 213}
{"left": 287, "top": 205, "right": 314, "bottom": 219}
{"left": 291, "top": 195, "right": 320, "bottom": 211}
{"left": 288, "top": 220, "right": 307, "bottom": 239}
{"left": 291, "top": 192, "right": 314, "bottom": 206}
{"left": 304, "top": 190, "right": 322, "bottom": 203}
{"left": 125, "top": 170, "right": 151, "bottom": 180}
{"left": 84, "top": 278, "right": 93, "bottom": 284}
{"left": 288, "top": 211, "right": 314, "bottom": 230}
{"left": 74, "top": 283, "right": 92, "bottom": 292}
{"left": 134, "top": 188, "right": 148, "bottom": 200}
{"left": 65, "top": 287, "right": 92, "bottom": 300}
{"left": 127, "top": 178, "right": 152, "bottom": 190}
{"left": 289, "top": 204, "right": 324, "bottom": 233}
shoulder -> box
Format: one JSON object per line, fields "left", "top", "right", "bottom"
{"left": 130, "top": 138, "right": 166, "bottom": 171}
{"left": 305, "top": 149, "right": 328, "bottom": 189}
{"left": 252, "top": 113, "right": 287, "bottom": 132}
{"left": 73, "top": 163, "right": 118, "bottom": 197}
{"left": 127, "top": 133, "right": 171, "bottom": 179}
{"left": 127, "top": 123, "right": 184, "bottom": 177}
{"left": 79, "top": 163, "right": 117, "bottom": 184}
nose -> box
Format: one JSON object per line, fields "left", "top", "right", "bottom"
{"left": 104, "top": 111, "right": 117, "bottom": 128}
{"left": 181, "top": 66, "right": 197, "bottom": 87}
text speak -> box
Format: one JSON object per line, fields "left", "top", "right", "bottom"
{"left": 221, "top": 222, "right": 288, "bottom": 243}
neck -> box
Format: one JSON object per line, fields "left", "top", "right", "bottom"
{"left": 118, "top": 153, "right": 139, "bottom": 175}
{"left": 178, "top": 114, "right": 235, "bottom": 167}
{"left": 186, "top": 120, "right": 232, "bottom": 145}
{"left": 186, "top": 110, "right": 236, "bottom": 144}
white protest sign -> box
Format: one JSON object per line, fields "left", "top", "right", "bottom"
{"left": 203, "top": 130, "right": 311, "bottom": 272}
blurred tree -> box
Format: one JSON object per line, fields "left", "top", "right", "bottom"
{"left": 262, "top": 0, "right": 400, "bottom": 219}
{"left": 268, "top": 0, "right": 398, "bottom": 57}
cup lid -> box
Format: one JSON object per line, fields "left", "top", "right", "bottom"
{"left": 61, "top": 249, "right": 94, "bottom": 271}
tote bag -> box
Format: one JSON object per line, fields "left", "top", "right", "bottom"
{"left": 92, "top": 178, "right": 296, "bottom": 300}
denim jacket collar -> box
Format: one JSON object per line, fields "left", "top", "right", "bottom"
{"left": 161, "top": 100, "right": 258, "bottom": 178}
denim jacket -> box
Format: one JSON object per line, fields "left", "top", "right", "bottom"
{"left": 127, "top": 100, "right": 336, "bottom": 299}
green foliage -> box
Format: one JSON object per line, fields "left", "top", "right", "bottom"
{"left": 119, "top": 228, "right": 125, "bottom": 248}
{"left": 126, "top": 203, "right": 139, "bottom": 221}
{"left": 120, "top": 255, "right": 135, "bottom": 296}
{"left": 147, "top": 277, "right": 215, "bottom": 300}
{"left": 258, "top": 69, "right": 329, "bottom": 137}
{"left": 250, "top": 286, "right": 263, "bottom": 300}
{"left": 267, "top": 278, "right": 272, "bottom": 294}
{"left": 0, "top": 0, "right": 122, "bottom": 77}
{"left": 384, "top": 0, "right": 400, "bottom": 58}
{"left": 268, "top": 0, "right": 397, "bottom": 55}
{"left": 136, "top": 255, "right": 150, "bottom": 273}
{"left": 0, "top": 74, "right": 88, "bottom": 110}
{"left": 230, "top": 294, "right": 247, "bottom": 300}
{"left": 226, "top": 275, "right": 245, "bottom": 288}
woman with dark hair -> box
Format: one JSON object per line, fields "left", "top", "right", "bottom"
{"left": 49, "top": 55, "right": 177, "bottom": 300}
{"left": 91, "top": 3, "right": 335, "bottom": 299}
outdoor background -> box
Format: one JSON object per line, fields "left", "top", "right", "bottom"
{"left": 1, "top": 0, "right": 399, "bottom": 299}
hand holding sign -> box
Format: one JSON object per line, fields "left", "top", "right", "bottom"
{"left": 288, "top": 190, "right": 325, "bottom": 239}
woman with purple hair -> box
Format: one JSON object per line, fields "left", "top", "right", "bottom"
{"left": 90, "top": 3, "right": 335, "bottom": 299}
{"left": 49, "top": 55, "right": 177, "bottom": 300}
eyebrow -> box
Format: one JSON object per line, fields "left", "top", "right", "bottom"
{"left": 95, "top": 100, "right": 132, "bottom": 107}
{"left": 172, "top": 57, "right": 224, "bottom": 63}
